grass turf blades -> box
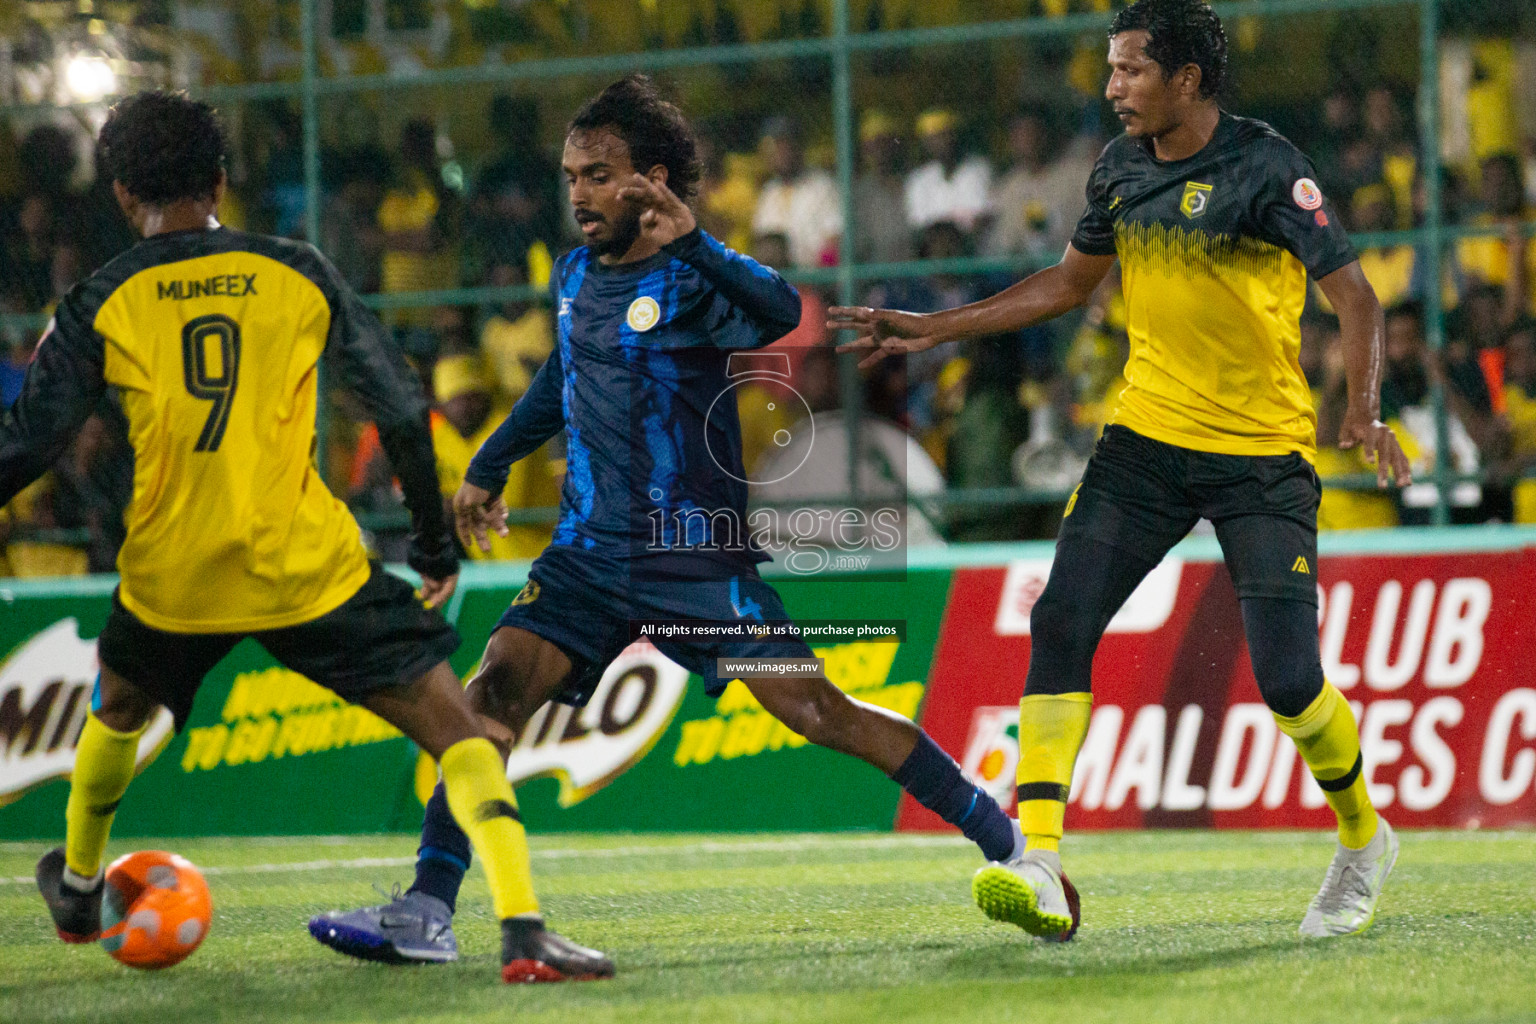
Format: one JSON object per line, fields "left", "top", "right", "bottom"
{"left": 3, "top": 829, "right": 1534, "bottom": 1024}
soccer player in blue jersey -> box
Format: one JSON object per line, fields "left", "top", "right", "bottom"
{"left": 309, "top": 75, "right": 1023, "bottom": 975}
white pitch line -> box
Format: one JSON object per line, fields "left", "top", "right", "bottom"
{"left": 0, "top": 834, "right": 969, "bottom": 887}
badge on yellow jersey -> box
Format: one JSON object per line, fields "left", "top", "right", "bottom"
{"left": 1180, "top": 181, "right": 1214, "bottom": 219}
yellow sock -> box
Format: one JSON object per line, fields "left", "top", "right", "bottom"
{"left": 440, "top": 737, "right": 539, "bottom": 919}
{"left": 64, "top": 714, "right": 144, "bottom": 879}
{"left": 1275, "top": 683, "right": 1379, "bottom": 850}
{"left": 1016, "top": 693, "right": 1093, "bottom": 853}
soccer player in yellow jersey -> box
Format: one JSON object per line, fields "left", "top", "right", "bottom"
{"left": 832, "top": 0, "right": 1414, "bottom": 941}
{"left": 0, "top": 92, "right": 610, "bottom": 983}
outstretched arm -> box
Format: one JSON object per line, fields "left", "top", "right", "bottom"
{"left": 827, "top": 244, "right": 1115, "bottom": 368}
{"left": 1317, "top": 261, "right": 1412, "bottom": 487}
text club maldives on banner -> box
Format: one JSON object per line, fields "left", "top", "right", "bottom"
{"left": 900, "top": 546, "right": 1536, "bottom": 832}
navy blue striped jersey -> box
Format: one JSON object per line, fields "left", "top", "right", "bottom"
{"left": 465, "top": 228, "right": 801, "bottom": 571}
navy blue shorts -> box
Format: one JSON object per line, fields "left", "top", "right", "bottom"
{"left": 496, "top": 545, "right": 813, "bottom": 707}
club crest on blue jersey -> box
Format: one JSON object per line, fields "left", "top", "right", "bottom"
{"left": 626, "top": 296, "right": 661, "bottom": 332}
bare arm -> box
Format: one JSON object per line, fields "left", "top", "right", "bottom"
{"left": 828, "top": 244, "right": 1116, "bottom": 369}
{"left": 1317, "top": 261, "right": 1412, "bottom": 487}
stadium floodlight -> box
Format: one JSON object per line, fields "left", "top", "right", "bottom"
{"left": 62, "top": 50, "right": 116, "bottom": 103}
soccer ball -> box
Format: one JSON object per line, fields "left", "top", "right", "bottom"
{"left": 99, "top": 851, "right": 213, "bottom": 969}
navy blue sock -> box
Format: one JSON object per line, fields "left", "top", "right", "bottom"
{"left": 892, "top": 733, "right": 1015, "bottom": 862}
{"left": 407, "top": 780, "right": 471, "bottom": 914}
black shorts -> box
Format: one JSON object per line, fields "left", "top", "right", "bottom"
{"left": 1060, "top": 425, "right": 1321, "bottom": 604}
{"left": 97, "top": 562, "right": 461, "bottom": 731}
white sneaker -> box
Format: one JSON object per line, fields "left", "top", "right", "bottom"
{"left": 972, "top": 849, "right": 1080, "bottom": 940}
{"left": 1300, "top": 818, "right": 1399, "bottom": 938}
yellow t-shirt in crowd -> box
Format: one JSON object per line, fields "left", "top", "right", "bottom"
{"left": 1456, "top": 215, "right": 1536, "bottom": 316}
{"left": 1505, "top": 383, "right": 1536, "bottom": 524}
{"left": 377, "top": 171, "right": 456, "bottom": 326}
{"left": 480, "top": 309, "right": 554, "bottom": 400}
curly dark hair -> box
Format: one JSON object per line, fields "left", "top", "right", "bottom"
{"left": 98, "top": 91, "right": 226, "bottom": 204}
{"left": 568, "top": 75, "right": 702, "bottom": 201}
{"left": 1109, "top": 0, "right": 1228, "bottom": 100}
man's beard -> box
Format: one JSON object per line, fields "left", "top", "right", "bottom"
{"left": 588, "top": 207, "right": 643, "bottom": 258}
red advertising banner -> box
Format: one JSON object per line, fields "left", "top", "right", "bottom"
{"left": 901, "top": 547, "right": 1536, "bottom": 832}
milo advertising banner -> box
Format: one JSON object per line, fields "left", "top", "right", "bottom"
{"left": 0, "top": 565, "right": 949, "bottom": 837}
{"left": 5, "top": 530, "right": 1536, "bottom": 839}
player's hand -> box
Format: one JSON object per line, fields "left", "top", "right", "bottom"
{"left": 618, "top": 173, "right": 696, "bottom": 248}
{"left": 453, "top": 481, "right": 510, "bottom": 555}
{"left": 419, "top": 572, "right": 458, "bottom": 609}
{"left": 1338, "top": 407, "right": 1412, "bottom": 488}
{"left": 826, "top": 306, "right": 943, "bottom": 369}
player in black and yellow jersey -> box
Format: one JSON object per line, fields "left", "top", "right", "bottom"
{"left": 832, "top": 0, "right": 1413, "bottom": 941}
{"left": 0, "top": 91, "right": 610, "bottom": 983}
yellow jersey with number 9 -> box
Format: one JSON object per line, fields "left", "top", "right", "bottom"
{"left": 16, "top": 228, "right": 443, "bottom": 633}
{"left": 98, "top": 243, "right": 369, "bottom": 631}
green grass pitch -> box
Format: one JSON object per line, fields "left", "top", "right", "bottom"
{"left": 3, "top": 830, "right": 1534, "bottom": 1024}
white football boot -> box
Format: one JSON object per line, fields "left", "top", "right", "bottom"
{"left": 973, "top": 848, "right": 1081, "bottom": 941}
{"left": 1300, "top": 817, "right": 1399, "bottom": 938}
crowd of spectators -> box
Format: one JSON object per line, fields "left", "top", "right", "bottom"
{"left": 3, "top": 73, "right": 1536, "bottom": 575}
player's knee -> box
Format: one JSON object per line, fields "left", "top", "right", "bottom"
{"left": 92, "top": 672, "right": 158, "bottom": 733}
{"left": 1253, "top": 657, "right": 1324, "bottom": 719}
{"left": 465, "top": 674, "right": 502, "bottom": 717}
{"left": 1029, "top": 587, "right": 1084, "bottom": 650}
{"left": 468, "top": 660, "right": 540, "bottom": 731}
{"left": 1240, "top": 596, "right": 1325, "bottom": 718}
{"left": 1024, "top": 587, "right": 1098, "bottom": 691}
{"left": 765, "top": 678, "right": 847, "bottom": 748}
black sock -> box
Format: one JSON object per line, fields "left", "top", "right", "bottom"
{"left": 892, "top": 733, "right": 1015, "bottom": 861}
{"left": 407, "top": 780, "right": 471, "bottom": 914}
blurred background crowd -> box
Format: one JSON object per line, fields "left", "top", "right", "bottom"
{"left": 2, "top": 0, "right": 1535, "bottom": 574}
